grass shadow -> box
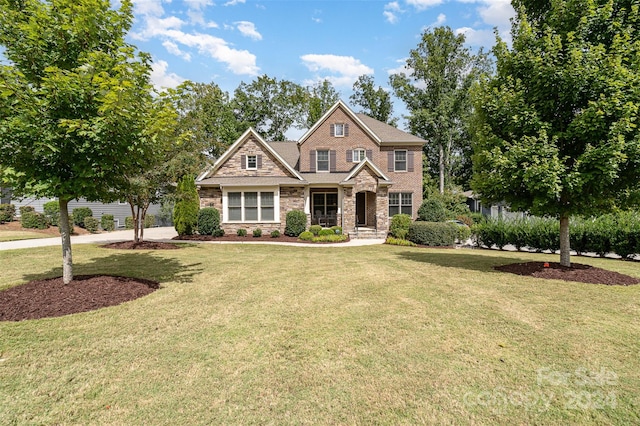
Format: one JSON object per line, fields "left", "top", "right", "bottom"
{"left": 21, "top": 252, "right": 203, "bottom": 285}
{"left": 396, "top": 248, "right": 534, "bottom": 274}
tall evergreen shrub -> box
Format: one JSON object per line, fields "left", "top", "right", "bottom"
{"left": 173, "top": 176, "right": 199, "bottom": 236}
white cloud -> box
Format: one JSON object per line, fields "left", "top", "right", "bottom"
{"left": 134, "top": 16, "right": 185, "bottom": 39}
{"left": 132, "top": 0, "right": 165, "bottom": 17}
{"left": 301, "top": 54, "right": 374, "bottom": 87}
{"left": 235, "top": 21, "right": 262, "bottom": 40}
{"left": 478, "top": 0, "right": 515, "bottom": 28}
{"left": 430, "top": 13, "right": 446, "bottom": 27}
{"left": 162, "top": 40, "right": 191, "bottom": 61}
{"left": 455, "top": 27, "right": 496, "bottom": 47}
{"left": 406, "top": 0, "right": 444, "bottom": 10}
{"left": 384, "top": 1, "right": 402, "bottom": 23}
{"left": 150, "top": 60, "right": 185, "bottom": 89}
{"left": 224, "top": 0, "right": 245, "bottom": 5}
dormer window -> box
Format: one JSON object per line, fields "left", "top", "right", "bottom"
{"left": 330, "top": 123, "right": 348, "bottom": 137}
{"left": 246, "top": 155, "right": 257, "bottom": 170}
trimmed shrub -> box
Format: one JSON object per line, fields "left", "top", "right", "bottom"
{"left": 43, "top": 201, "right": 60, "bottom": 226}
{"left": 390, "top": 213, "right": 412, "bottom": 239}
{"left": 0, "top": 204, "right": 15, "bottom": 223}
{"left": 318, "top": 228, "right": 334, "bottom": 236}
{"left": 144, "top": 214, "right": 156, "bottom": 228}
{"left": 101, "top": 214, "right": 115, "bottom": 232}
{"left": 469, "top": 212, "right": 486, "bottom": 225}
{"left": 285, "top": 210, "right": 307, "bottom": 237}
{"left": 330, "top": 226, "right": 343, "bottom": 235}
{"left": 312, "top": 234, "right": 348, "bottom": 243}
{"left": 213, "top": 228, "right": 225, "bottom": 237}
{"left": 237, "top": 228, "right": 247, "bottom": 237}
{"left": 299, "top": 231, "right": 314, "bottom": 241}
{"left": 83, "top": 216, "right": 99, "bottom": 233}
{"left": 197, "top": 207, "right": 220, "bottom": 236}
{"left": 253, "top": 228, "right": 262, "bottom": 237}
{"left": 408, "top": 222, "right": 456, "bottom": 246}
{"left": 20, "top": 210, "right": 48, "bottom": 229}
{"left": 173, "top": 175, "right": 199, "bottom": 236}
{"left": 449, "top": 222, "right": 471, "bottom": 242}
{"left": 309, "top": 224, "right": 322, "bottom": 236}
{"left": 72, "top": 207, "right": 93, "bottom": 228}
{"left": 385, "top": 236, "right": 417, "bottom": 247}
{"left": 125, "top": 216, "right": 134, "bottom": 229}
{"left": 271, "top": 230, "right": 280, "bottom": 238}
{"left": 417, "top": 198, "right": 447, "bottom": 222}
{"left": 19, "top": 205, "right": 35, "bottom": 216}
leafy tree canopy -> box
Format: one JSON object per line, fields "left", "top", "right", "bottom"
{"left": 350, "top": 75, "right": 398, "bottom": 127}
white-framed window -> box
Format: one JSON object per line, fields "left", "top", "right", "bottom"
{"left": 389, "top": 192, "right": 412, "bottom": 216}
{"left": 334, "top": 123, "right": 345, "bottom": 137}
{"left": 317, "top": 149, "right": 329, "bottom": 172}
{"left": 394, "top": 150, "right": 407, "bottom": 172}
{"left": 246, "top": 155, "right": 257, "bottom": 170}
{"left": 353, "top": 148, "right": 366, "bottom": 162}
{"left": 224, "top": 188, "right": 279, "bottom": 223}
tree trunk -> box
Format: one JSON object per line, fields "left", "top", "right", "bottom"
{"left": 59, "top": 198, "right": 74, "bottom": 284}
{"left": 439, "top": 143, "right": 445, "bottom": 194}
{"left": 560, "top": 213, "right": 571, "bottom": 267}
{"left": 140, "top": 204, "right": 149, "bottom": 242}
{"left": 129, "top": 202, "right": 139, "bottom": 243}
{"left": 138, "top": 205, "right": 144, "bottom": 243}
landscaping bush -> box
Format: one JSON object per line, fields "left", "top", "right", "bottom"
{"left": 20, "top": 210, "right": 48, "bottom": 229}
{"left": 525, "top": 217, "right": 560, "bottom": 252}
{"left": 144, "top": 214, "right": 156, "bottom": 228}
{"left": 253, "top": 228, "right": 262, "bottom": 237}
{"left": 83, "top": 216, "right": 99, "bottom": 233}
{"left": 19, "top": 206, "right": 34, "bottom": 216}
{"left": 72, "top": 207, "right": 93, "bottom": 228}
{"left": 299, "top": 231, "right": 314, "bottom": 241}
{"left": 317, "top": 228, "right": 333, "bottom": 236}
{"left": 312, "top": 234, "right": 348, "bottom": 243}
{"left": 417, "top": 198, "right": 447, "bottom": 222}
{"left": 449, "top": 222, "right": 471, "bottom": 242}
{"left": 609, "top": 212, "right": 640, "bottom": 259}
{"left": 125, "top": 216, "right": 134, "bottom": 229}
{"left": 213, "top": 228, "right": 225, "bottom": 237}
{"left": 271, "top": 230, "right": 280, "bottom": 238}
{"left": 309, "top": 224, "right": 322, "bottom": 236}
{"left": 43, "top": 201, "right": 60, "bottom": 226}
{"left": 408, "top": 222, "right": 456, "bottom": 246}
{"left": 330, "top": 226, "right": 343, "bottom": 235}
{"left": 237, "top": 228, "right": 247, "bottom": 237}
{"left": 0, "top": 204, "right": 15, "bottom": 223}
{"left": 390, "top": 213, "right": 412, "bottom": 239}
{"left": 583, "top": 214, "right": 614, "bottom": 256}
{"left": 197, "top": 207, "right": 220, "bottom": 236}
{"left": 100, "top": 214, "right": 115, "bottom": 232}
{"left": 385, "top": 236, "right": 417, "bottom": 247}
{"left": 472, "top": 217, "right": 509, "bottom": 249}
{"left": 173, "top": 175, "right": 199, "bottom": 236}
{"left": 285, "top": 210, "right": 307, "bottom": 237}
{"left": 456, "top": 215, "right": 474, "bottom": 227}
{"left": 468, "top": 212, "right": 486, "bottom": 225}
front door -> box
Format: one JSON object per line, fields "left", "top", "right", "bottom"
{"left": 356, "top": 192, "right": 366, "bottom": 225}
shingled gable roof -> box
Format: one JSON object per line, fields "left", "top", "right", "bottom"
{"left": 341, "top": 157, "right": 392, "bottom": 186}
{"left": 197, "top": 128, "right": 304, "bottom": 182}
{"left": 297, "top": 100, "right": 426, "bottom": 146}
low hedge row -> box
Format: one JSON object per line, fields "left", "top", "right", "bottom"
{"left": 408, "top": 222, "right": 457, "bottom": 246}
{"left": 473, "top": 213, "right": 640, "bottom": 259}
{"left": 0, "top": 204, "right": 15, "bottom": 223}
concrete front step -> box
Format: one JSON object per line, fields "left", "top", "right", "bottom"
{"left": 349, "top": 228, "right": 387, "bottom": 239}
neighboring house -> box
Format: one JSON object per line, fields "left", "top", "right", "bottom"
{"left": 197, "top": 100, "right": 426, "bottom": 236}
{"left": 464, "top": 190, "right": 527, "bottom": 220}
{"left": 7, "top": 191, "right": 163, "bottom": 228}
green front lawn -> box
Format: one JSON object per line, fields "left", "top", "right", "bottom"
{"left": 1, "top": 244, "right": 639, "bottom": 424}
{"left": 0, "top": 230, "right": 57, "bottom": 242}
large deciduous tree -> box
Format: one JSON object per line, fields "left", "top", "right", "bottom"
{"left": 233, "top": 75, "right": 307, "bottom": 141}
{"left": 305, "top": 79, "right": 340, "bottom": 128}
{"left": 472, "top": 0, "right": 640, "bottom": 267}
{"left": 0, "top": 0, "right": 156, "bottom": 283}
{"left": 350, "top": 75, "right": 398, "bottom": 127}
{"left": 390, "top": 26, "right": 488, "bottom": 193}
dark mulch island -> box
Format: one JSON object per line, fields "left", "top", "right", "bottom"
{"left": 102, "top": 241, "right": 180, "bottom": 250}
{"left": 495, "top": 261, "right": 640, "bottom": 286}
{"left": 0, "top": 275, "right": 159, "bottom": 321}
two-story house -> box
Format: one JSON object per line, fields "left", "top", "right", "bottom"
{"left": 197, "top": 100, "right": 425, "bottom": 236}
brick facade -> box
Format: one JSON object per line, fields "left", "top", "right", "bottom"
{"left": 197, "top": 101, "right": 425, "bottom": 237}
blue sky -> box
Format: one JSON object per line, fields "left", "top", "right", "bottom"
{"left": 131, "top": 0, "right": 515, "bottom": 102}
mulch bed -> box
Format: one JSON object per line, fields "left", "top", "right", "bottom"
{"left": 102, "top": 241, "right": 180, "bottom": 250}
{"left": 495, "top": 261, "right": 640, "bottom": 286}
{"left": 173, "top": 234, "right": 350, "bottom": 244}
{"left": 0, "top": 275, "right": 160, "bottom": 321}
